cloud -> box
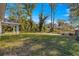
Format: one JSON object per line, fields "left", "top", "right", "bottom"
{"left": 66, "top": 8, "right": 70, "bottom": 11}
{"left": 66, "top": 8, "right": 70, "bottom": 13}
{"left": 5, "top": 15, "right": 8, "bottom": 18}
{"left": 46, "top": 18, "right": 58, "bottom": 24}
{"left": 63, "top": 14, "right": 69, "bottom": 16}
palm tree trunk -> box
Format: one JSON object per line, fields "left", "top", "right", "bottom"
{"left": 52, "top": 9, "right": 55, "bottom": 31}
{"left": 50, "top": 4, "right": 53, "bottom": 32}
{"left": 30, "top": 15, "right": 32, "bottom": 31}
{"left": 29, "top": 4, "right": 33, "bottom": 32}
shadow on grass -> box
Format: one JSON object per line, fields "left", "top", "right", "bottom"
{"left": 0, "top": 34, "right": 79, "bottom": 56}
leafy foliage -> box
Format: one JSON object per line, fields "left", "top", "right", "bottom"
{"left": 1, "top": 3, "right": 74, "bottom": 33}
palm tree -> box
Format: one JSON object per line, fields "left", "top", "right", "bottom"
{"left": 49, "top": 3, "right": 56, "bottom": 32}
{"left": 24, "top": 3, "right": 36, "bottom": 31}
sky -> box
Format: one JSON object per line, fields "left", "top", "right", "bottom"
{"left": 5, "top": 3, "right": 70, "bottom": 24}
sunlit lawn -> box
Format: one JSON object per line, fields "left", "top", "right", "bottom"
{"left": 0, "top": 33, "right": 79, "bottom": 56}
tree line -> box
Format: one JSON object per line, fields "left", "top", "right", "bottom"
{"left": 2, "top": 3, "right": 77, "bottom": 33}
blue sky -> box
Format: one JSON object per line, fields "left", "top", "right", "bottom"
{"left": 5, "top": 3, "right": 70, "bottom": 24}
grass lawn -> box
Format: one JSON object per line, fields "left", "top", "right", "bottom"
{"left": 0, "top": 33, "right": 79, "bottom": 56}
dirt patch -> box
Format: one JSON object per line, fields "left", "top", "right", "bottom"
{"left": 30, "top": 44, "right": 44, "bottom": 51}
{"left": 0, "top": 40, "right": 24, "bottom": 48}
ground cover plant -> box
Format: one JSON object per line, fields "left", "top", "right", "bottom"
{"left": 0, "top": 33, "right": 79, "bottom": 56}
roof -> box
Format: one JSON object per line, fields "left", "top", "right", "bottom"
{"left": 2, "top": 21, "right": 19, "bottom": 25}
{"left": 1, "top": 18, "right": 19, "bottom": 25}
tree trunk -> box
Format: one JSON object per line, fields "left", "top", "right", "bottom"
{"left": 52, "top": 9, "right": 55, "bottom": 32}
{"left": 39, "top": 4, "right": 44, "bottom": 32}
{"left": 29, "top": 15, "right": 33, "bottom": 32}
{"left": 75, "top": 28, "right": 79, "bottom": 41}
{"left": 0, "top": 3, "right": 6, "bottom": 34}
{"left": 0, "top": 21, "right": 2, "bottom": 34}
{"left": 50, "top": 4, "right": 53, "bottom": 32}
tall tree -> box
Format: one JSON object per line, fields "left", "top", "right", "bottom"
{"left": 24, "top": 3, "right": 36, "bottom": 31}
{"left": 8, "top": 4, "right": 28, "bottom": 32}
{"left": 39, "top": 4, "right": 49, "bottom": 32}
{"left": 49, "top": 3, "right": 57, "bottom": 32}
{"left": 17, "top": 4, "right": 28, "bottom": 32}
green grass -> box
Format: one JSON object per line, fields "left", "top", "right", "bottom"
{"left": 0, "top": 33, "right": 79, "bottom": 56}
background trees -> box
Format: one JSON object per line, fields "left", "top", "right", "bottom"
{"left": 2, "top": 3, "right": 75, "bottom": 33}
{"left": 69, "top": 3, "right": 79, "bottom": 27}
